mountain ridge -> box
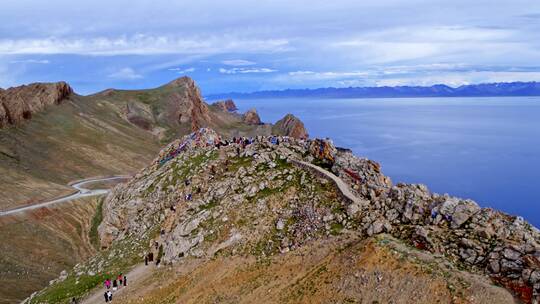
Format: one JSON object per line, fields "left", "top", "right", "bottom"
{"left": 206, "top": 81, "right": 540, "bottom": 100}
{"left": 29, "top": 129, "right": 540, "bottom": 303}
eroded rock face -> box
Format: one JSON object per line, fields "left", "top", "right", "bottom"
{"left": 163, "top": 77, "right": 212, "bottom": 131}
{"left": 272, "top": 113, "right": 308, "bottom": 139}
{"left": 212, "top": 99, "right": 238, "bottom": 112}
{"left": 0, "top": 82, "right": 73, "bottom": 128}
{"left": 242, "top": 108, "right": 261, "bottom": 125}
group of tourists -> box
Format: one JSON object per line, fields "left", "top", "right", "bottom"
{"left": 102, "top": 274, "right": 127, "bottom": 302}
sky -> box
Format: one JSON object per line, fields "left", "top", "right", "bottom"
{"left": 1, "top": 0, "right": 540, "bottom": 95}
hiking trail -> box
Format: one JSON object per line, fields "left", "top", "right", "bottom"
{"left": 80, "top": 263, "right": 152, "bottom": 304}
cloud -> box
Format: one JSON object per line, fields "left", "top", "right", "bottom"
{"left": 9, "top": 59, "right": 50, "bottom": 64}
{"left": 107, "top": 67, "right": 143, "bottom": 80}
{"left": 0, "top": 35, "right": 290, "bottom": 55}
{"left": 219, "top": 67, "right": 277, "bottom": 74}
{"left": 288, "top": 70, "right": 370, "bottom": 79}
{"left": 168, "top": 67, "right": 196, "bottom": 73}
{"left": 222, "top": 59, "right": 256, "bottom": 66}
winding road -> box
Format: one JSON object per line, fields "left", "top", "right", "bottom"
{"left": 0, "top": 176, "right": 130, "bottom": 217}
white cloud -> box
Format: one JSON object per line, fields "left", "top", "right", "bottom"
{"left": 222, "top": 59, "right": 256, "bottom": 66}
{"left": 219, "top": 67, "right": 277, "bottom": 74}
{"left": 168, "top": 67, "right": 195, "bottom": 73}
{"left": 9, "top": 59, "right": 50, "bottom": 64}
{"left": 0, "top": 35, "right": 290, "bottom": 55}
{"left": 288, "top": 70, "right": 370, "bottom": 79}
{"left": 107, "top": 67, "right": 143, "bottom": 80}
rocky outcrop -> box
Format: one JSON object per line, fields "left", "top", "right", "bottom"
{"left": 163, "top": 77, "right": 212, "bottom": 132}
{"left": 242, "top": 108, "right": 261, "bottom": 125}
{"left": 212, "top": 99, "right": 238, "bottom": 112}
{"left": 272, "top": 114, "right": 308, "bottom": 139}
{"left": 98, "top": 130, "right": 540, "bottom": 303}
{"left": 0, "top": 82, "right": 73, "bottom": 128}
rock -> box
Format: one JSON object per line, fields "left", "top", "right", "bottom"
{"left": 500, "top": 259, "right": 523, "bottom": 273}
{"left": 163, "top": 77, "right": 213, "bottom": 131}
{"left": 367, "top": 219, "right": 385, "bottom": 236}
{"left": 503, "top": 248, "right": 522, "bottom": 261}
{"left": 309, "top": 138, "right": 337, "bottom": 165}
{"left": 212, "top": 99, "right": 238, "bottom": 112}
{"left": 489, "top": 259, "right": 501, "bottom": 274}
{"left": 451, "top": 200, "right": 480, "bottom": 228}
{"left": 530, "top": 270, "right": 540, "bottom": 284}
{"left": 276, "top": 219, "right": 285, "bottom": 230}
{"left": 0, "top": 82, "right": 73, "bottom": 128}
{"left": 58, "top": 270, "right": 68, "bottom": 282}
{"left": 272, "top": 114, "right": 308, "bottom": 139}
{"left": 242, "top": 108, "right": 262, "bottom": 125}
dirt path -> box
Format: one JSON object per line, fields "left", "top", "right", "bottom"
{"left": 0, "top": 176, "right": 130, "bottom": 217}
{"left": 81, "top": 263, "right": 153, "bottom": 304}
{"left": 290, "top": 159, "right": 365, "bottom": 205}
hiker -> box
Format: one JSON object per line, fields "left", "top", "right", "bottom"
{"left": 156, "top": 258, "right": 161, "bottom": 267}
{"left": 112, "top": 279, "right": 118, "bottom": 291}
{"left": 71, "top": 297, "right": 78, "bottom": 304}
{"left": 104, "top": 291, "right": 109, "bottom": 303}
{"left": 161, "top": 229, "right": 165, "bottom": 236}
{"left": 104, "top": 279, "right": 111, "bottom": 289}
{"left": 155, "top": 241, "right": 159, "bottom": 250}
{"left": 185, "top": 193, "right": 192, "bottom": 201}
{"left": 184, "top": 179, "right": 191, "bottom": 186}
{"left": 236, "top": 147, "right": 240, "bottom": 156}
{"left": 123, "top": 275, "right": 127, "bottom": 286}
{"left": 196, "top": 186, "right": 201, "bottom": 194}
{"left": 107, "top": 290, "right": 113, "bottom": 301}
{"left": 148, "top": 252, "right": 154, "bottom": 262}
{"left": 118, "top": 274, "right": 123, "bottom": 287}
{"left": 144, "top": 255, "right": 148, "bottom": 265}
{"left": 170, "top": 205, "right": 176, "bottom": 212}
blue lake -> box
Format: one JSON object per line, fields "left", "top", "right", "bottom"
{"left": 234, "top": 97, "right": 540, "bottom": 227}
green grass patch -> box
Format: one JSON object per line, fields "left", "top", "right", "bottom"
{"left": 200, "top": 199, "right": 219, "bottom": 210}
{"left": 228, "top": 156, "right": 254, "bottom": 172}
{"left": 89, "top": 198, "right": 104, "bottom": 250}
{"left": 30, "top": 227, "right": 158, "bottom": 304}
{"left": 329, "top": 222, "right": 344, "bottom": 236}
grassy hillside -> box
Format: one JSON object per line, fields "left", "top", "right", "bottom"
{"left": 0, "top": 77, "right": 269, "bottom": 210}
{"left": 0, "top": 94, "right": 161, "bottom": 209}
{"left": 0, "top": 197, "right": 101, "bottom": 304}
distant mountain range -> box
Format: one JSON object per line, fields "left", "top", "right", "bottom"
{"left": 206, "top": 81, "right": 540, "bottom": 100}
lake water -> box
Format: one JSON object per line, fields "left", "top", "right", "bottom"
{"left": 234, "top": 97, "right": 540, "bottom": 227}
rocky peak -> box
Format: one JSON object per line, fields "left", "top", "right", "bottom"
{"left": 161, "top": 77, "right": 212, "bottom": 132}
{"left": 212, "top": 99, "right": 238, "bottom": 112}
{"left": 0, "top": 81, "right": 73, "bottom": 128}
{"left": 95, "top": 128, "right": 540, "bottom": 302}
{"left": 163, "top": 76, "right": 196, "bottom": 89}
{"left": 272, "top": 113, "right": 308, "bottom": 139}
{"left": 242, "top": 108, "right": 262, "bottom": 125}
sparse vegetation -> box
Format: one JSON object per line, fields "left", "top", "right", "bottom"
{"left": 89, "top": 198, "right": 104, "bottom": 249}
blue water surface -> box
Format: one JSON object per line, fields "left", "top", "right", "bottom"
{"left": 234, "top": 97, "right": 540, "bottom": 227}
